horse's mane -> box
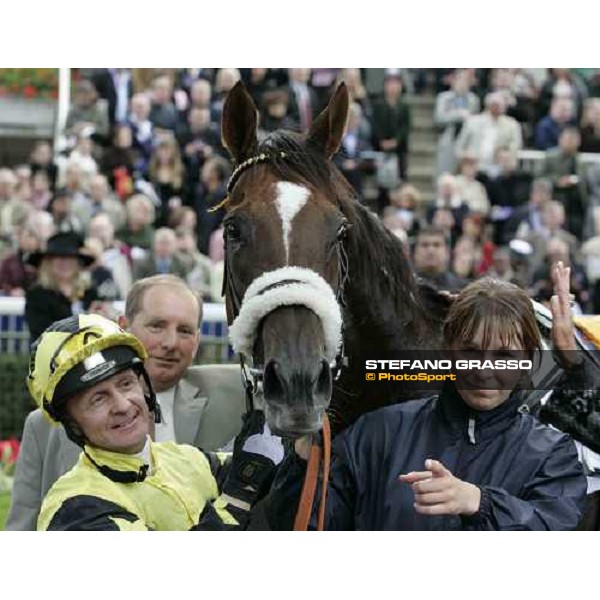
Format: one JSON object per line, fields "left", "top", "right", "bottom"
{"left": 257, "top": 130, "right": 434, "bottom": 349}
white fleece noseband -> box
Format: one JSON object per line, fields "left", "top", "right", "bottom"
{"left": 228, "top": 266, "right": 343, "bottom": 362}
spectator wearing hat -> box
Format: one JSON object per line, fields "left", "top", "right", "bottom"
{"left": 24, "top": 232, "right": 101, "bottom": 342}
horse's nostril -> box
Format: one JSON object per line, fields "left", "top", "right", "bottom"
{"left": 263, "top": 359, "right": 286, "bottom": 403}
{"left": 313, "top": 358, "right": 332, "bottom": 401}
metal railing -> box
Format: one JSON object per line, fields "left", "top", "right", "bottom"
{"left": 517, "top": 149, "right": 600, "bottom": 177}
{"left": 0, "top": 298, "right": 233, "bottom": 364}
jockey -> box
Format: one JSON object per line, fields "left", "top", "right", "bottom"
{"left": 29, "top": 313, "right": 282, "bottom": 530}
{"left": 266, "top": 265, "right": 588, "bottom": 530}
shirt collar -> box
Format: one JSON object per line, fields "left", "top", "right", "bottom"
{"left": 437, "top": 382, "right": 526, "bottom": 442}
{"left": 83, "top": 434, "right": 153, "bottom": 480}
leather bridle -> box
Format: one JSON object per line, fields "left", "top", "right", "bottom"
{"left": 223, "top": 152, "right": 350, "bottom": 412}
{"left": 223, "top": 151, "right": 348, "bottom": 530}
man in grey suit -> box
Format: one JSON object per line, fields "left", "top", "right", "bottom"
{"left": 6, "top": 274, "right": 246, "bottom": 530}
{"left": 455, "top": 91, "right": 523, "bottom": 174}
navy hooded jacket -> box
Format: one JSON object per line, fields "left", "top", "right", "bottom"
{"left": 267, "top": 385, "right": 587, "bottom": 530}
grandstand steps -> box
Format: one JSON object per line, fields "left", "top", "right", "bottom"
{"left": 410, "top": 129, "right": 438, "bottom": 148}
{"left": 405, "top": 94, "right": 437, "bottom": 201}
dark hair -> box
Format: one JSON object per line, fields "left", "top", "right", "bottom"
{"left": 206, "top": 157, "right": 231, "bottom": 183}
{"left": 53, "top": 187, "right": 73, "bottom": 200}
{"left": 416, "top": 226, "right": 449, "bottom": 247}
{"left": 443, "top": 278, "right": 541, "bottom": 358}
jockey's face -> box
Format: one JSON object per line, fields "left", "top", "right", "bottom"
{"left": 67, "top": 369, "right": 150, "bottom": 454}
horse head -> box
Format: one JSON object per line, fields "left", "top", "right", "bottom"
{"left": 221, "top": 81, "right": 351, "bottom": 438}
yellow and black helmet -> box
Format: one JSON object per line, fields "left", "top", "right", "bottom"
{"left": 28, "top": 314, "right": 155, "bottom": 424}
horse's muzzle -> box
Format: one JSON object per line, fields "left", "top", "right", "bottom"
{"left": 263, "top": 357, "right": 332, "bottom": 438}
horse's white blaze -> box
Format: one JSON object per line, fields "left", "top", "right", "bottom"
{"left": 275, "top": 181, "right": 309, "bottom": 263}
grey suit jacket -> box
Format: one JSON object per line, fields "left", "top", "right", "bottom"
{"left": 5, "top": 364, "right": 246, "bottom": 531}
{"left": 454, "top": 112, "right": 523, "bottom": 169}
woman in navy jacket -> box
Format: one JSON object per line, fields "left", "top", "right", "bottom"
{"left": 267, "top": 264, "right": 588, "bottom": 530}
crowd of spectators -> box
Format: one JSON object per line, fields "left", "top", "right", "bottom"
{"left": 386, "top": 68, "right": 600, "bottom": 314}
{"left": 1, "top": 68, "right": 600, "bottom": 329}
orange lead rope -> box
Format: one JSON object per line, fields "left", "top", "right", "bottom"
{"left": 293, "top": 413, "right": 331, "bottom": 531}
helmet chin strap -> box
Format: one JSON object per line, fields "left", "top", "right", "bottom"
{"left": 138, "top": 366, "right": 161, "bottom": 424}
{"left": 61, "top": 416, "right": 150, "bottom": 484}
{"left": 55, "top": 364, "right": 161, "bottom": 484}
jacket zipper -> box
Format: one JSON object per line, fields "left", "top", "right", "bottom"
{"left": 454, "top": 416, "right": 477, "bottom": 483}
{"left": 468, "top": 417, "right": 476, "bottom": 444}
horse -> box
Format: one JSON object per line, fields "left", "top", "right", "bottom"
{"left": 220, "top": 81, "right": 600, "bottom": 443}
{"left": 218, "top": 81, "right": 600, "bottom": 530}
{"left": 220, "top": 81, "right": 454, "bottom": 438}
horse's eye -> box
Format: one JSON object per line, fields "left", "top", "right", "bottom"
{"left": 225, "top": 222, "right": 241, "bottom": 241}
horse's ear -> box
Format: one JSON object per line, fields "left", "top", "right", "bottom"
{"left": 221, "top": 81, "right": 259, "bottom": 163}
{"left": 306, "top": 82, "right": 349, "bottom": 160}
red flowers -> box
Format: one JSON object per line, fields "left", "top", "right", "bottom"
{"left": 22, "top": 84, "right": 38, "bottom": 99}
{"left": 0, "top": 439, "right": 19, "bottom": 464}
